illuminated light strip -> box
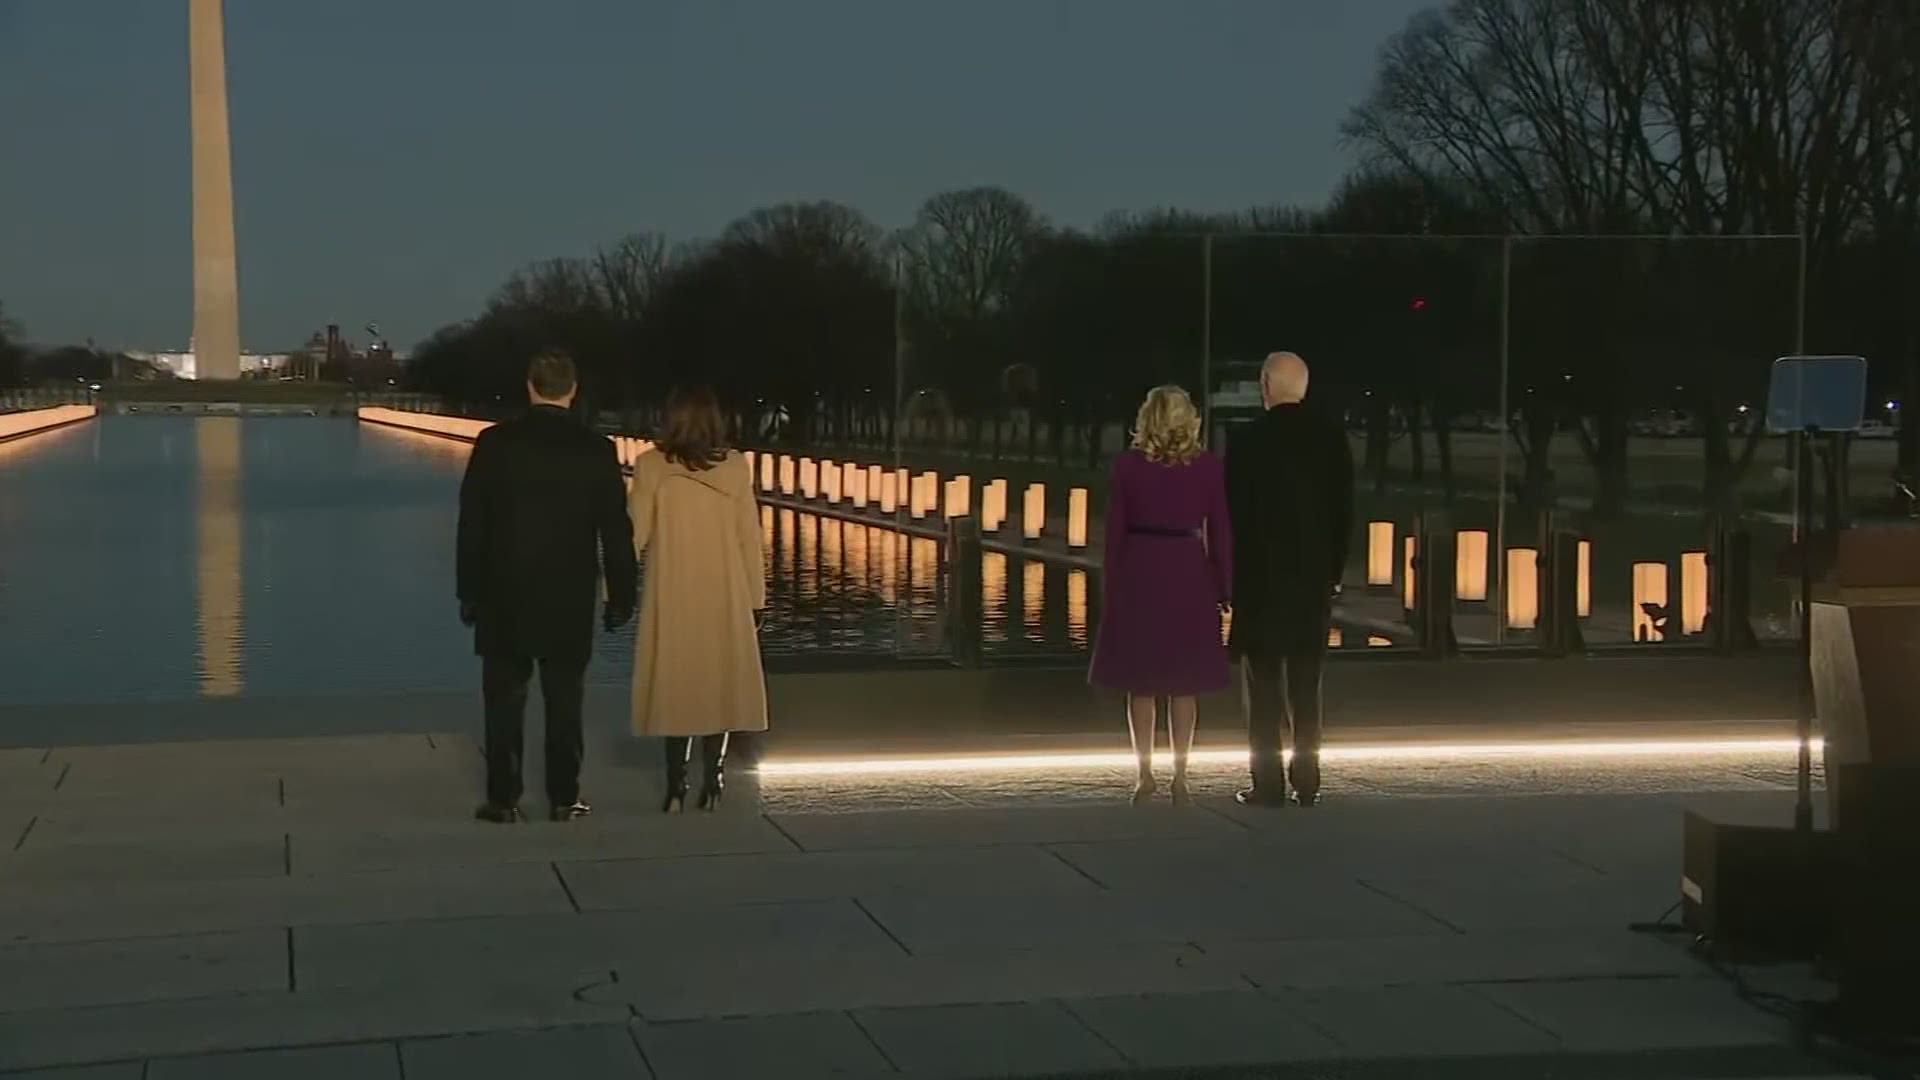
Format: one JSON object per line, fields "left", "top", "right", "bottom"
{"left": 757, "top": 738, "right": 1822, "bottom": 779}
{"left": 356, "top": 407, "right": 656, "bottom": 463}
{"left": 0, "top": 403, "right": 96, "bottom": 442}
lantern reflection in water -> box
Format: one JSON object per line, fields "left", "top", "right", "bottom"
{"left": 778, "top": 508, "right": 797, "bottom": 585}
{"left": 848, "top": 520, "right": 870, "bottom": 588}
{"left": 983, "top": 552, "right": 1008, "bottom": 644}
{"left": 1023, "top": 560, "right": 1045, "bottom": 643}
{"left": 909, "top": 535, "right": 939, "bottom": 613}
{"left": 821, "top": 517, "right": 844, "bottom": 589}
{"left": 1067, "top": 569, "right": 1089, "bottom": 647}
{"left": 878, "top": 528, "right": 899, "bottom": 606}
{"left": 760, "top": 506, "right": 775, "bottom": 576}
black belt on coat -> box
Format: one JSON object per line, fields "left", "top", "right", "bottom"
{"left": 1126, "top": 525, "right": 1200, "bottom": 538}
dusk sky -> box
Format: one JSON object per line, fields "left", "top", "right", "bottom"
{"left": 0, "top": 0, "right": 1432, "bottom": 352}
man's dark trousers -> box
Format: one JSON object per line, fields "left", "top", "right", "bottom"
{"left": 482, "top": 653, "right": 588, "bottom": 807}
{"left": 1241, "top": 647, "right": 1325, "bottom": 799}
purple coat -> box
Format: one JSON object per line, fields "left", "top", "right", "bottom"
{"left": 1088, "top": 449, "right": 1234, "bottom": 695}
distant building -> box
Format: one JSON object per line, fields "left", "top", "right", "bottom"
{"left": 126, "top": 340, "right": 288, "bottom": 380}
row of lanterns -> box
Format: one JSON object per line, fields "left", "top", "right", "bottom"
{"left": 744, "top": 451, "right": 1091, "bottom": 549}
{"left": 1364, "top": 521, "right": 1708, "bottom": 642}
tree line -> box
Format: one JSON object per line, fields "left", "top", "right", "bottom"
{"left": 405, "top": 0, "right": 1917, "bottom": 516}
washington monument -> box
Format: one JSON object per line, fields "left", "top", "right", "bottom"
{"left": 190, "top": 0, "right": 240, "bottom": 381}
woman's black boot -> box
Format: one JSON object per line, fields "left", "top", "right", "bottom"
{"left": 697, "top": 733, "right": 729, "bottom": 811}
{"left": 661, "top": 737, "right": 691, "bottom": 813}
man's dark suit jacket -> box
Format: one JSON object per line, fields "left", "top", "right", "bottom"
{"left": 456, "top": 405, "right": 638, "bottom": 660}
{"left": 1224, "top": 403, "right": 1355, "bottom": 657}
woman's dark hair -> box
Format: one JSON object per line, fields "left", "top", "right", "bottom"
{"left": 657, "top": 385, "right": 730, "bottom": 471}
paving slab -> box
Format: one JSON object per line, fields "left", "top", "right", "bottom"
{"left": 0, "top": 749, "right": 53, "bottom": 801}
{"left": 401, "top": 1025, "right": 647, "bottom": 1080}
{"left": 851, "top": 1001, "right": 1122, "bottom": 1078}
{"left": 293, "top": 902, "right": 890, "bottom": 992}
{"left": 1211, "top": 928, "right": 1700, "bottom": 989}
{"left": 145, "top": 1043, "right": 401, "bottom": 1080}
{"left": 636, "top": 1012, "right": 892, "bottom": 1080}
{"left": 1280, "top": 984, "right": 1563, "bottom": 1058}
{"left": 0, "top": 1065, "right": 144, "bottom": 1080}
{"left": 0, "top": 976, "right": 629, "bottom": 1073}
{"left": 1472, "top": 976, "right": 1793, "bottom": 1052}
{"left": 19, "top": 805, "right": 288, "bottom": 847}
{"left": 557, "top": 845, "right": 1099, "bottom": 910}
{"left": 1356, "top": 870, "right": 1675, "bottom": 933}
{"left": 0, "top": 833, "right": 288, "bottom": 885}
{"left": 1049, "top": 831, "right": 1590, "bottom": 892}
{"left": 769, "top": 805, "right": 1239, "bottom": 852}
{"left": 856, "top": 879, "right": 1446, "bottom": 954}
{"left": 0, "top": 929, "right": 286, "bottom": 1012}
{"left": 1063, "top": 990, "right": 1341, "bottom": 1068}
{"left": 0, "top": 862, "right": 574, "bottom": 945}
{"left": 289, "top": 814, "right": 795, "bottom": 873}
{"left": 594, "top": 944, "right": 1245, "bottom": 1022}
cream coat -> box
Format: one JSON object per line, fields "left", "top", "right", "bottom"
{"left": 627, "top": 449, "right": 768, "bottom": 736}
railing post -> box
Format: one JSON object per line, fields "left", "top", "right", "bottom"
{"left": 1413, "top": 514, "right": 1457, "bottom": 658}
{"left": 946, "top": 514, "right": 984, "bottom": 668}
{"left": 1709, "top": 515, "right": 1757, "bottom": 653}
{"left": 1544, "top": 529, "right": 1587, "bottom": 657}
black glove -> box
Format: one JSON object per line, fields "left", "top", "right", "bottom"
{"left": 604, "top": 602, "right": 634, "bottom": 632}
{"left": 458, "top": 601, "right": 479, "bottom": 628}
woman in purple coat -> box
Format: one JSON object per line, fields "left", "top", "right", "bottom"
{"left": 1089, "top": 385, "right": 1233, "bottom": 805}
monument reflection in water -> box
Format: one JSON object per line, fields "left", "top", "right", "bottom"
{"left": 195, "top": 418, "right": 243, "bottom": 696}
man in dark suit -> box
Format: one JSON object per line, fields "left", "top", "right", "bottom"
{"left": 1225, "top": 351, "right": 1354, "bottom": 807}
{"left": 457, "top": 351, "right": 637, "bottom": 823}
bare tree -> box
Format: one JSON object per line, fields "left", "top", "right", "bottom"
{"left": 591, "top": 232, "right": 672, "bottom": 323}
{"left": 0, "top": 301, "right": 23, "bottom": 388}
{"left": 898, "top": 187, "right": 1044, "bottom": 324}
{"left": 722, "top": 201, "right": 885, "bottom": 262}
{"left": 490, "top": 257, "right": 601, "bottom": 317}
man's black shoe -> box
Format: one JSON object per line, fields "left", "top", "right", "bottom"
{"left": 1234, "top": 787, "right": 1288, "bottom": 808}
{"left": 474, "top": 802, "right": 522, "bottom": 824}
{"left": 550, "top": 800, "right": 592, "bottom": 822}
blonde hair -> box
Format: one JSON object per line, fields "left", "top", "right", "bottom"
{"left": 1131, "top": 385, "right": 1203, "bottom": 464}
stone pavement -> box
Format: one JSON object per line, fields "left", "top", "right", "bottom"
{"left": 0, "top": 731, "right": 1871, "bottom": 1079}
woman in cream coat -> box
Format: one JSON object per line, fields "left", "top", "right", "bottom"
{"left": 628, "top": 385, "right": 768, "bottom": 811}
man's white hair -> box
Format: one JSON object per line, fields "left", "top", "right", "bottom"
{"left": 1262, "top": 351, "right": 1309, "bottom": 405}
